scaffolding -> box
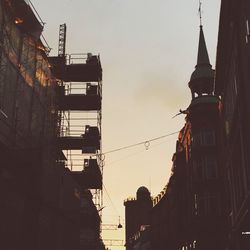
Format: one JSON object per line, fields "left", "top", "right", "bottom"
{"left": 49, "top": 24, "right": 103, "bottom": 212}
{"left": 0, "top": 0, "right": 53, "bottom": 148}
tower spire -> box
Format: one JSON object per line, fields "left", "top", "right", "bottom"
{"left": 196, "top": 25, "right": 211, "bottom": 67}
{"left": 199, "top": 0, "right": 203, "bottom": 27}
{"left": 188, "top": 2, "right": 214, "bottom": 98}
{"left": 196, "top": 0, "right": 211, "bottom": 67}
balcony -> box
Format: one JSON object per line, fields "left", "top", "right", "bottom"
{"left": 56, "top": 84, "right": 101, "bottom": 111}
{"left": 71, "top": 159, "right": 102, "bottom": 189}
{"left": 58, "top": 126, "right": 100, "bottom": 152}
{"left": 49, "top": 54, "right": 102, "bottom": 82}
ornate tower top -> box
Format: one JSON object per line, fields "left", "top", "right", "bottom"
{"left": 188, "top": 2, "right": 215, "bottom": 99}
{"left": 136, "top": 186, "right": 151, "bottom": 201}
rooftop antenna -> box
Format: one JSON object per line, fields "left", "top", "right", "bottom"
{"left": 199, "top": 0, "right": 203, "bottom": 26}
{"left": 118, "top": 216, "right": 123, "bottom": 229}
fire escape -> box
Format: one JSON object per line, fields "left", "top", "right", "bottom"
{"left": 49, "top": 24, "right": 103, "bottom": 210}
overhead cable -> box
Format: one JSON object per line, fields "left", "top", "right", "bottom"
{"left": 103, "top": 184, "right": 120, "bottom": 217}
{"left": 102, "top": 131, "right": 180, "bottom": 155}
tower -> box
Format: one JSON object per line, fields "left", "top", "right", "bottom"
{"left": 182, "top": 23, "right": 227, "bottom": 249}
{"left": 188, "top": 25, "right": 215, "bottom": 98}
{"left": 124, "top": 186, "right": 153, "bottom": 250}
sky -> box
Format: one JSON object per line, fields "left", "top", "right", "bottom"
{"left": 31, "top": 0, "right": 221, "bottom": 249}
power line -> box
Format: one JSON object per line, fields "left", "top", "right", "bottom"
{"left": 106, "top": 137, "right": 176, "bottom": 167}
{"left": 103, "top": 184, "right": 120, "bottom": 218}
{"left": 102, "top": 131, "right": 180, "bottom": 155}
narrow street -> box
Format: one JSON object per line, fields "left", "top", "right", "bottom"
{"left": 0, "top": 0, "right": 249, "bottom": 250}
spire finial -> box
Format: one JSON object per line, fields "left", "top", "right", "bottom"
{"left": 199, "top": 0, "right": 203, "bottom": 26}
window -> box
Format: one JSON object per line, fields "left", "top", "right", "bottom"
{"left": 194, "top": 194, "right": 198, "bottom": 215}
{"left": 191, "top": 129, "right": 216, "bottom": 147}
{"left": 224, "top": 48, "right": 238, "bottom": 137}
{"left": 192, "top": 155, "right": 218, "bottom": 180}
{"left": 246, "top": 19, "right": 249, "bottom": 44}
{"left": 247, "top": 20, "right": 250, "bottom": 35}
{"left": 193, "top": 241, "right": 197, "bottom": 248}
{"left": 192, "top": 132, "right": 202, "bottom": 147}
{"left": 195, "top": 194, "right": 206, "bottom": 216}
{"left": 194, "top": 193, "right": 221, "bottom": 216}
{"left": 203, "top": 130, "right": 216, "bottom": 146}
{"left": 207, "top": 194, "right": 221, "bottom": 215}
{"left": 231, "top": 133, "right": 246, "bottom": 210}
{"left": 204, "top": 156, "right": 218, "bottom": 179}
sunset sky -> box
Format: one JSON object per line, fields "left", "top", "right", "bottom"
{"left": 31, "top": 0, "right": 221, "bottom": 248}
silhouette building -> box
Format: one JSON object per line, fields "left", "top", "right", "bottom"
{"left": 215, "top": 0, "right": 250, "bottom": 249}
{"left": 124, "top": 22, "right": 228, "bottom": 250}
{"left": 151, "top": 153, "right": 187, "bottom": 250}
{"left": 180, "top": 24, "right": 228, "bottom": 249}
{"left": 0, "top": 1, "right": 105, "bottom": 249}
{"left": 124, "top": 186, "right": 153, "bottom": 250}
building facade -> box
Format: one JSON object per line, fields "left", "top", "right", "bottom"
{"left": 0, "top": 1, "right": 82, "bottom": 249}
{"left": 0, "top": 1, "right": 105, "bottom": 250}
{"left": 215, "top": 0, "right": 250, "bottom": 249}
{"left": 182, "top": 25, "right": 228, "bottom": 248}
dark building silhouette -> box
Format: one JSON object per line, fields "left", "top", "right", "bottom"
{"left": 124, "top": 186, "right": 153, "bottom": 250}
{"left": 125, "top": 23, "right": 228, "bottom": 250}
{"left": 0, "top": 1, "right": 105, "bottom": 250}
{"left": 151, "top": 151, "right": 187, "bottom": 250}
{"left": 49, "top": 24, "right": 104, "bottom": 249}
{"left": 215, "top": 0, "right": 250, "bottom": 249}
{"left": 180, "top": 24, "right": 228, "bottom": 249}
{"left": 153, "top": 23, "right": 228, "bottom": 249}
